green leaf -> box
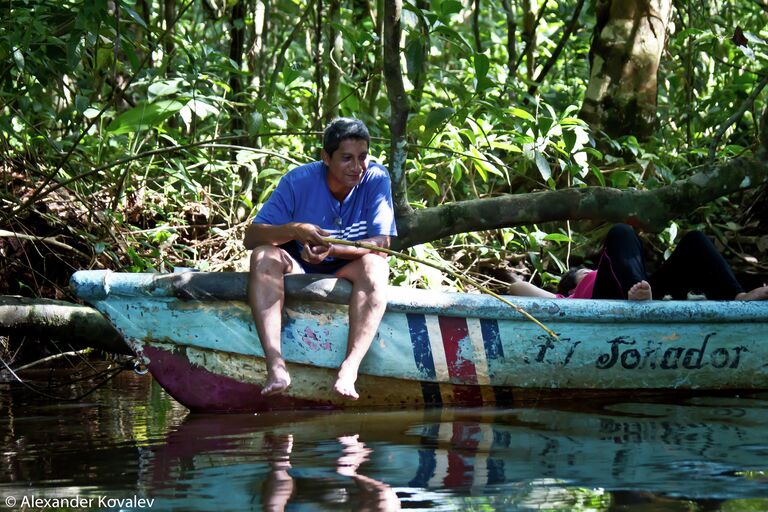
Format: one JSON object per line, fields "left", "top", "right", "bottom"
{"left": 148, "top": 79, "right": 184, "bottom": 98}
{"left": 83, "top": 107, "right": 101, "bottom": 119}
{"left": 543, "top": 233, "right": 572, "bottom": 243}
{"left": 424, "top": 107, "right": 454, "bottom": 142}
{"left": 471, "top": 147, "right": 504, "bottom": 178}
{"left": 74, "top": 95, "right": 89, "bottom": 114}
{"left": 474, "top": 53, "right": 489, "bottom": 81}
{"left": 534, "top": 151, "right": 551, "bottom": 181}
{"left": 440, "top": 0, "right": 463, "bottom": 17}
{"left": 490, "top": 141, "right": 521, "bottom": 153}
{"left": 121, "top": 4, "right": 147, "bottom": 28}
{"left": 432, "top": 26, "right": 472, "bottom": 54}
{"left": 510, "top": 108, "right": 534, "bottom": 122}
{"left": 424, "top": 179, "right": 440, "bottom": 196}
{"left": 405, "top": 36, "right": 427, "bottom": 82}
{"left": 107, "top": 99, "right": 187, "bottom": 134}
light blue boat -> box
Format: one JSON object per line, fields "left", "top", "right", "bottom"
{"left": 70, "top": 270, "right": 768, "bottom": 412}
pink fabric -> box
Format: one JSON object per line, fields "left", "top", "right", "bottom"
{"left": 555, "top": 269, "right": 596, "bottom": 299}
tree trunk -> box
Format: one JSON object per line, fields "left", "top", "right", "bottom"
{"left": 229, "top": 0, "right": 246, "bottom": 131}
{"left": 383, "top": 0, "right": 411, "bottom": 215}
{"left": 138, "top": 0, "right": 152, "bottom": 67}
{"left": 365, "top": 0, "right": 384, "bottom": 117}
{"left": 323, "top": 0, "right": 342, "bottom": 122}
{"left": 393, "top": 154, "right": 768, "bottom": 249}
{"left": 163, "top": 0, "right": 176, "bottom": 58}
{"left": 501, "top": 0, "right": 516, "bottom": 80}
{"left": 579, "top": 0, "right": 672, "bottom": 140}
{"left": 522, "top": 0, "right": 536, "bottom": 82}
{"left": 472, "top": 0, "right": 482, "bottom": 52}
{"left": 0, "top": 296, "right": 131, "bottom": 355}
{"left": 314, "top": 0, "right": 324, "bottom": 125}
{"left": 248, "top": 0, "right": 267, "bottom": 90}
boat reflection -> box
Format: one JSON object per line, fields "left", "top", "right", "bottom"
{"left": 140, "top": 397, "right": 768, "bottom": 510}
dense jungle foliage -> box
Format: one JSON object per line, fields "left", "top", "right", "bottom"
{"left": 1, "top": 0, "right": 767, "bottom": 299}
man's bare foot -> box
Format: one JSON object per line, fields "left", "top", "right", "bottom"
{"left": 333, "top": 367, "right": 360, "bottom": 400}
{"left": 736, "top": 285, "right": 768, "bottom": 301}
{"left": 628, "top": 280, "right": 652, "bottom": 301}
{"left": 262, "top": 362, "right": 291, "bottom": 396}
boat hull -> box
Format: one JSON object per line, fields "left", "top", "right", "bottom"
{"left": 70, "top": 271, "right": 768, "bottom": 412}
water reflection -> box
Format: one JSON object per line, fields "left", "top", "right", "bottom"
{"left": 1, "top": 371, "right": 768, "bottom": 511}
{"left": 140, "top": 398, "right": 768, "bottom": 511}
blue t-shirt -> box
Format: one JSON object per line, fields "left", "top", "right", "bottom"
{"left": 253, "top": 160, "right": 397, "bottom": 273}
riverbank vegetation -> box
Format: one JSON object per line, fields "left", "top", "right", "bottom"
{"left": 2, "top": 0, "right": 767, "bottom": 303}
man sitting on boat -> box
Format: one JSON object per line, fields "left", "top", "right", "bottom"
{"left": 243, "top": 118, "right": 397, "bottom": 399}
{"left": 507, "top": 223, "right": 768, "bottom": 301}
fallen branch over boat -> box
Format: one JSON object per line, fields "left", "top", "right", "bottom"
{"left": 0, "top": 295, "right": 130, "bottom": 355}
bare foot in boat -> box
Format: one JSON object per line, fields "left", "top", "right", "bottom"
{"left": 735, "top": 285, "right": 768, "bottom": 301}
{"left": 628, "top": 280, "right": 652, "bottom": 301}
{"left": 262, "top": 362, "right": 291, "bottom": 396}
{"left": 334, "top": 366, "right": 360, "bottom": 400}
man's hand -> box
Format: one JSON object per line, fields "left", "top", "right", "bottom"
{"left": 301, "top": 242, "right": 333, "bottom": 264}
{"left": 292, "top": 223, "right": 331, "bottom": 247}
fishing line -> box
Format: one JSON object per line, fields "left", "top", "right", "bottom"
{"left": 324, "top": 237, "right": 558, "bottom": 339}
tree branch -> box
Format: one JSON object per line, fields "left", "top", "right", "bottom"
{"left": 708, "top": 72, "right": 768, "bottom": 161}
{"left": 527, "top": 0, "right": 585, "bottom": 98}
{"left": 0, "top": 296, "right": 130, "bottom": 355}
{"left": 393, "top": 155, "right": 768, "bottom": 248}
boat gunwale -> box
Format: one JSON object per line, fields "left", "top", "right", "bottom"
{"left": 70, "top": 270, "right": 768, "bottom": 324}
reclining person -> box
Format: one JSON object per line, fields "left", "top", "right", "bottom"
{"left": 508, "top": 224, "right": 768, "bottom": 301}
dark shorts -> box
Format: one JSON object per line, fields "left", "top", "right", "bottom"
{"left": 279, "top": 243, "right": 350, "bottom": 275}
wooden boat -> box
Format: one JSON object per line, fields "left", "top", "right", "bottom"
{"left": 70, "top": 270, "right": 768, "bottom": 412}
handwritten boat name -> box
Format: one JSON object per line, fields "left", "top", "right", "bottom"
{"left": 536, "top": 333, "right": 748, "bottom": 370}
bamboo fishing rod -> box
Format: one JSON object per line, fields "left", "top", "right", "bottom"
{"left": 323, "top": 237, "right": 558, "bottom": 339}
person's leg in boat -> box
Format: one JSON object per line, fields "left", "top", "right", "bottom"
{"left": 332, "top": 253, "right": 389, "bottom": 399}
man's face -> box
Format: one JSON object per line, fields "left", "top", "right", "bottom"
{"left": 322, "top": 138, "right": 369, "bottom": 193}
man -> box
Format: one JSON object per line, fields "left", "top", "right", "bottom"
{"left": 243, "top": 118, "right": 397, "bottom": 400}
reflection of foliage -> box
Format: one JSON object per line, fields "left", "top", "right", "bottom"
{"left": 442, "top": 484, "right": 612, "bottom": 511}
{"left": 2, "top": 0, "right": 767, "bottom": 295}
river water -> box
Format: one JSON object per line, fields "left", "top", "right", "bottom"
{"left": 1, "top": 365, "right": 768, "bottom": 511}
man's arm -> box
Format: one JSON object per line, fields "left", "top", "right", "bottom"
{"left": 326, "top": 235, "right": 391, "bottom": 260}
{"left": 243, "top": 223, "right": 329, "bottom": 250}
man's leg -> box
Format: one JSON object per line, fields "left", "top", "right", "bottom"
{"left": 248, "top": 245, "right": 300, "bottom": 396}
{"left": 592, "top": 224, "right": 649, "bottom": 299}
{"left": 333, "top": 254, "right": 389, "bottom": 399}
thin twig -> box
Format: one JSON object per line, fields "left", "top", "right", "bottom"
{"left": 324, "top": 237, "right": 558, "bottom": 338}
{"left": 12, "top": 349, "right": 91, "bottom": 373}
{"left": 0, "top": 229, "right": 89, "bottom": 258}
{"left": 708, "top": 73, "right": 768, "bottom": 162}
{"left": 527, "top": 0, "right": 586, "bottom": 98}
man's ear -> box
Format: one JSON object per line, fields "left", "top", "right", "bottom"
{"left": 320, "top": 149, "right": 330, "bottom": 165}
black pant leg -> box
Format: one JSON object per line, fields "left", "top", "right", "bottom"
{"left": 648, "top": 231, "right": 743, "bottom": 300}
{"left": 592, "top": 224, "right": 649, "bottom": 299}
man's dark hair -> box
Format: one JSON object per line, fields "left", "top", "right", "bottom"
{"left": 323, "top": 117, "right": 370, "bottom": 156}
{"left": 557, "top": 265, "right": 586, "bottom": 296}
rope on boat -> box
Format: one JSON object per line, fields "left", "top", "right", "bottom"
{"left": 323, "top": 237, "right": 558, "bottom": 339}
